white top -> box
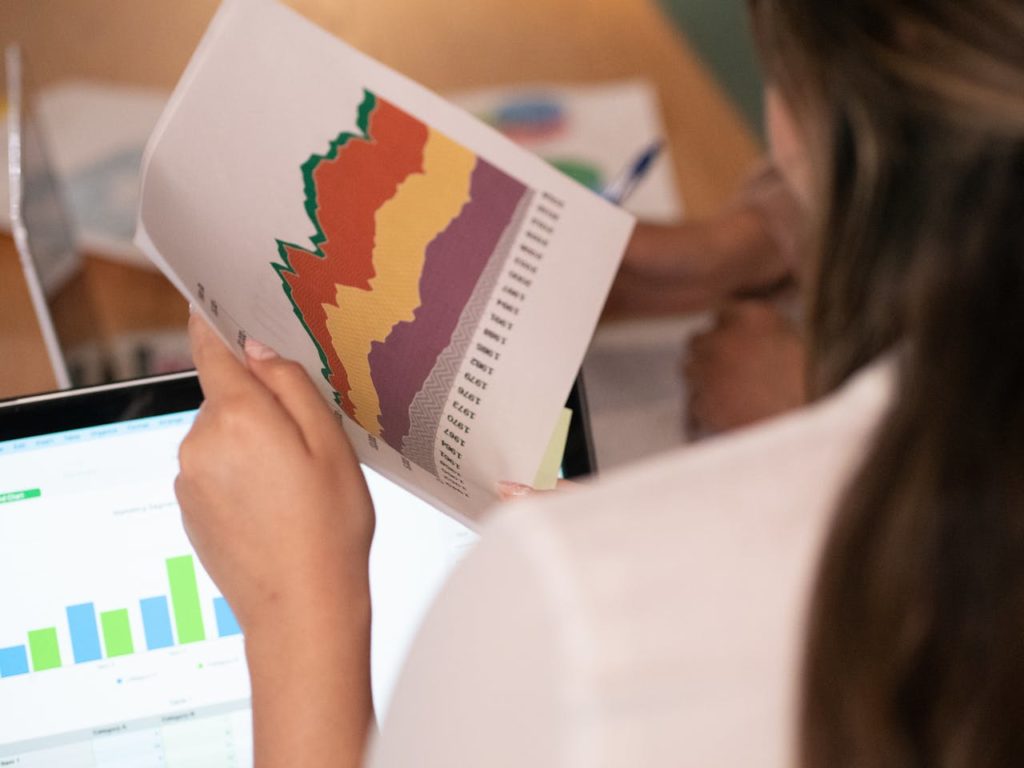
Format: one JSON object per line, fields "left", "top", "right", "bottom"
{"left": 368, "top": 361, "right": 893, "bottom": 767}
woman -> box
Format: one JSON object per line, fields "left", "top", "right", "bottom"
{"left": 175, "top": 0, "right": 1024, "bottom": 764}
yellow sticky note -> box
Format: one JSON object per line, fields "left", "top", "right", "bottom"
{"left": 533, "top": 408, "right": 573, "bottom": 491}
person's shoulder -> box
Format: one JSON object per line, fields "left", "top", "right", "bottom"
{"left": 477, "top": 359, "right": 894, "bottom": 767}
{"left": 498, "top": 357, "right": 892, "bottom": 559}
{"left": 372, "top": 362, "right": 893, "bottom": 768}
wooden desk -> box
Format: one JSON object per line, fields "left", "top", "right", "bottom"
{"left": 0, "top": 241, "right": 191, "bottom": 398}
{"left": 0, "top": 0, "right": 760, "bottom": 399}
{"left": 0, "top": 236, "right": 57, "bottom": 396}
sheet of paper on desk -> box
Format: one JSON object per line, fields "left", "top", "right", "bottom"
{"left": 0, "top": 80, "right": 167, "bottom": 268}
{"left": 35, "top": 83, "right": 167, "bottom": 267}
{"left": 134, "top": 0, "right": 634, "bottom": 524}
{"left": 451, "top": 80, "right": 684, "bottom": 223}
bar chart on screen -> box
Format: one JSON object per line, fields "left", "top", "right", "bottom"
{"left": 0, "top": 400, "right": 476, "bottom": 765}
{"left": 0, "top": 555, "right": 241, "bottom": 679}
{"left": 0, "top": 412, "right": 252, "bottom": 758}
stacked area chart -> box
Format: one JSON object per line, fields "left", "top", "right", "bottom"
{"left": 273, "top": 91, "right": 533, "bottom": 475}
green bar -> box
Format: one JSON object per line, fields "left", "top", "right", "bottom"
{"left": 100, "top": 609, "right": 134, "bottom": 657}
{"left": 0, "top": 488, "right": 41, "bottom": 505}
{"left": 166, "top": 556, "right": 205, "bottom": 643}
{"left": 27, "top": 628, "right": 61, "bottom": 671}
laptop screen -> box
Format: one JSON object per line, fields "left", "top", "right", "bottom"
{"left": 0, "top": 387, "right": 476, "bottom": 764}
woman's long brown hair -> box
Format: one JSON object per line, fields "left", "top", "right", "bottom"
{"left": 749, "top": 1, "right": 1024, "bottom": 765}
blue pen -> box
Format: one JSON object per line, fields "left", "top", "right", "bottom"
{"left": 601, "top": 140, "right": 664, "bottom": 205}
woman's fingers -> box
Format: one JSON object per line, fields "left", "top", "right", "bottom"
{"left": 189, "top": 312, "right": 263, "bottom": 403}
{"left": 189, "top": 314, "right": 344, "bottom": 459}
{"left": 187, "top": 312, "right": 308, "bottom": 449}
{"left": 242, "top": 338, "right": 349, "bottom": 456}
{"left": 496, "top": 479, "right": 579, "bottom": 501}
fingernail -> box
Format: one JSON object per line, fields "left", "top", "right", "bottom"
{"left": 244, "top": 337, "right": 279, "bottom": 361}
{"left": 188, "top": 302, "right": 195, "bottom": 314}
{"left": 497, "top": 481, "right": 533, "bottom": 501}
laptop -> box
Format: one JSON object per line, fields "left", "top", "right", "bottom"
{"left": 0, "top": 371, "right": 593, "bottom": 764}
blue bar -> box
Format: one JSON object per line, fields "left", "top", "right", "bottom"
{"left": 140, "top": 596, "right": 174, "bottom": 650}
{"left": 213, "top": 597, "right": 242, "bottom": 637}
{"left": 0, "top": 645, "right": 29, "bottom": 677}
{"left": 66, "top": 603, "right": 102, "bottom": 663}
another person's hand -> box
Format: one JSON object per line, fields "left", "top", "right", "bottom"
{"left": 604, "top": 163, "right": 803, "bottom": 317}
{"left": 685, "top": 301, "right": 807, "bottom": 435}
{"left": 175, "top": 313, "right": 375, "bottom": 633}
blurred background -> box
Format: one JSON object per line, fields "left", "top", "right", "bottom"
{"left": 0, "top": 0, "right": 762, "bottom": 465}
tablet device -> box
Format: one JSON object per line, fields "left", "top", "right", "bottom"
{"left": 5, "top": 45, "right": 194, "bottom": 390}
{"left": 0, "top": 372, "right": 593, "bottom": 764}
{"left": 6, "top": 44, "right": 86, "bottom": 389}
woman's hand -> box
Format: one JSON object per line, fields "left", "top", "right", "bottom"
{"left": 176, "top": 312, "right": 374, "bottom": 631}
{"left": 175, "top": 312, "right": 375, "bottom": 768}
{"left": 686, "top": 301, "right": 807, "bottom": 436}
